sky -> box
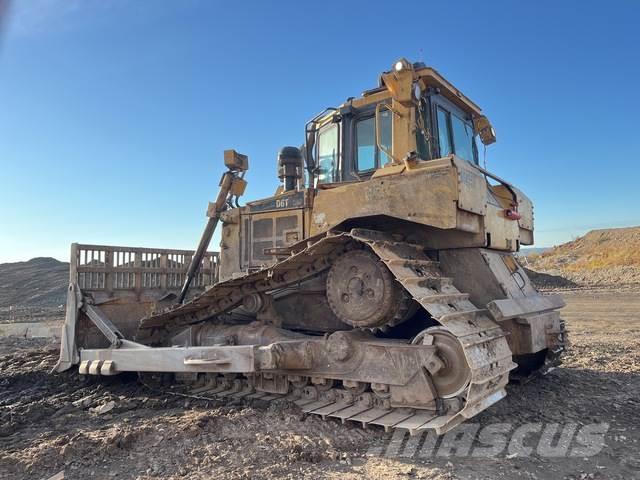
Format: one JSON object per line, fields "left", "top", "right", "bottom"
{"left": 1, "top": 0, "right": 639, "bottom": 263}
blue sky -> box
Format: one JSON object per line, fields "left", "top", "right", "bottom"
{"left": 1, "top": 0, "right": 639, "bottom": 263}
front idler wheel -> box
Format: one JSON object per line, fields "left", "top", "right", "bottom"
{"left": 413, "top": 327, "right": 471, "bottom": 398}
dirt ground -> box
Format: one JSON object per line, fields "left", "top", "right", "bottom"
{"left": 1, "top": 290, "right": 639, "bottom": 480}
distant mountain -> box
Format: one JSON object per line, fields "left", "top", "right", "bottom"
{"left": 526, "top": 226, "right": 640, "bottom": 287}
{"left": 517, "top": 247, "right": 550, "bottom": 257}
{"left": 0, "top": 258, "right": 69, "bottom": 308}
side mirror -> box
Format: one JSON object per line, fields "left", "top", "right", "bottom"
{"left": 473, "top": 116, "right": 497, "bottom": 146}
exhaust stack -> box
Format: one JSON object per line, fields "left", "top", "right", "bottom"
{"left": 278, "top": 146, "right": 303, "bottom": 191}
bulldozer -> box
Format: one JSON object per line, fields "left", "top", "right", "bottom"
{"left": 55, "top": 58, "right": 567, "bottom": 435}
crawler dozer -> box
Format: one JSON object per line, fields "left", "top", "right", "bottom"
{"left": 55, "top": 59, "right": 567, "bottom": 435}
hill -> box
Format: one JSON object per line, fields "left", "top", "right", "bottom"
{"left": 0, "top": 258, "right": 69, "bottom": 308}
{"left": 517, "top": 247, "right": 550, "bottom": 257}
{"left": 526, "top": 226, "right": 640, "bottom": 287}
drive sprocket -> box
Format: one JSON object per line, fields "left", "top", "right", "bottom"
{"left": 325, "top": 249, "right": 410, "bottom": 328}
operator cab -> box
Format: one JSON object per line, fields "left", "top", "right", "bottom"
{"left": 300, "top": 62, "right": 493, "bottom": 189}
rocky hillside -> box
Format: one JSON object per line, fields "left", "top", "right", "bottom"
{"left": 526, "top": 226, "right": 640, "bottom": 287}
{"left": 0, "top": 258, "right": 69, "bottom": 308}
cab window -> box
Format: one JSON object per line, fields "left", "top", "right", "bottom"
{"left": 451, "top": 113, "right": 475, "bottom": 164}
{"left": 356, "top": 117, "right": 376, "bottom": 171}
{"left": 355, "top": 110, "right": 392, "bottom": 172}
{"left": 437, "top": 107, "right": 453, "bottom": 156}
{"left": 317, "top": 123, "right": 338, "bottom": 184}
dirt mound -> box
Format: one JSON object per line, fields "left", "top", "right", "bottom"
{"left": 523, "top": 267, "right": 578, "bottom": 290}
{"left": 526, "top": 226, "right": 640, "bottom": 287}
{"left": 0, "top": 257, "right": 69, "bottom": 308}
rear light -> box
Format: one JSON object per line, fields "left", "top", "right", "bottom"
{"left": 504, "top": 209, "right": 522, "bottom": 221}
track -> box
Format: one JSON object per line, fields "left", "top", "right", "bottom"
{"left": 350, "top": 229, "right": 516, "bottom": 432}
{"left": 137, "top": 229, "right": 520, "bottom": 434}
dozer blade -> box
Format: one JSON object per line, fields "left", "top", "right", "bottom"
{"left": 54, "top": 243, "right": 220, "bottom": 372}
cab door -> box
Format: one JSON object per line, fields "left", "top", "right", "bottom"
{"left": 315, "top": 122, "right": 340, "bottom": 185}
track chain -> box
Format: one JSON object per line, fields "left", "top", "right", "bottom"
{"left": 180, "top": 373, "right": 456, "bottom": 435}
{"left": 138, "top": 229, "right": 552, "bottom": 435}
{"left": 137, "top": 232, "right": 354, "bottom": 342}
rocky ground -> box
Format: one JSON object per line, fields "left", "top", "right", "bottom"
{"left": 1, "top": 290, "right": 639, "bottom": 480}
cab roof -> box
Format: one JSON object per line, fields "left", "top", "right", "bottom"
{"left": 352, "top": 63, "right": 483, "bottom": 116}
{"left": 318, "top": 62, "right": 483, "bottom": 124}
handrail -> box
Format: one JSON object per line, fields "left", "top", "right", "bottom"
{"left": 375, "top": 102, "right": 400, "bottom": 165}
